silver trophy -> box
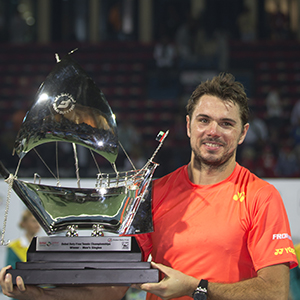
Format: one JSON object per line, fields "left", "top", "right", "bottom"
{"left": 0, "top": 51, "right": 168, "bottom": 285}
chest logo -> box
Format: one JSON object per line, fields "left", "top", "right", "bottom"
{"left": 233, "top": 191, "right": 245, "bottom": 202}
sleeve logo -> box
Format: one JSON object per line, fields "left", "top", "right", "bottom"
{"left": 272, "top": 233, "right": 292, "bottom": 240}
{"left": 274, "top": 247, "right": 296, "bottom": 255}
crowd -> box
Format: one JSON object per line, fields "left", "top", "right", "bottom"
{"left": 238, "top": 88, "right": 300, "bottom": 178}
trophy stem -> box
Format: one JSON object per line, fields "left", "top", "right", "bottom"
{"left": 72, "top": 143, "right": 81, "bottom": 188}
{"left": 55, "top": 141, "right": 60, "bottom": 183}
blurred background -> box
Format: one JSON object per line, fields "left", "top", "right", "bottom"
{"left": 0, "top": 0, "right": 300, "bottom": 179}
{"left": 0, "top": 1, "right": 300, "bottom": 299}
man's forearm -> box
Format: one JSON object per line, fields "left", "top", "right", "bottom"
{"left": 207, "top": 264, "right": 289, "bottom": 300}
{"left": 208, "top": 279, "right": 287, "bottom": 300}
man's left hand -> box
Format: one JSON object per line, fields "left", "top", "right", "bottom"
{"left": 132, "top": 262, "right": 199, "bottom": 300}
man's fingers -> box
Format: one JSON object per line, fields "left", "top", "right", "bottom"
{"left": 151, "top": 262, "right": 172, "bottom": 276}
{"left": 131, "top": 283, "right": 142, "bottom": 290}
{"left": 16, "top": 276, "right": 26, "bottom": 292}
{"left": 0, "top": 265, "right": 12, "bottom": 280}
{"left": 139, "top": 282, "right": 161, "bottom": 291}
{"left": 1, "top": 268, "right": 26, "bottom": 295}
{"left": 132, "top": 281, "right": 162, "bottom": 291}
{"left": 4, "top": 272, "right": 14, "bottom": 293}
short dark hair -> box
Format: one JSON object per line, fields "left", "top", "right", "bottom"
{"left": 186, "top": 72, "right": 249, "bottom": 126}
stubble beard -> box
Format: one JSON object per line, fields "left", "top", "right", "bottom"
{"left": 191, "top": 142, "right": 236, "bottom": 171}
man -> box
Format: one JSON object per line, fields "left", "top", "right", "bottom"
{"left": 1, "top": 73, "right": 298, "bottom": 300}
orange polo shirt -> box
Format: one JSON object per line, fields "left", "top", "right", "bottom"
{"left": 136, "top": 163, "right": 298, "bottom": 300}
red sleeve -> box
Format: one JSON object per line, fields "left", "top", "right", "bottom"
{"left": 248, "top": 185, "right": 298, "bottom": 271}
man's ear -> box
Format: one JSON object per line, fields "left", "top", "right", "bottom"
{"left": 238, "top": 123, "right": 249, "bottom": 145}
{"left": 186, "top": 115, "right": 191, "bottom": 138}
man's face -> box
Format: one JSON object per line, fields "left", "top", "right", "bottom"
{"left": 186, "top": 95, "right": 249, "bottom": 168}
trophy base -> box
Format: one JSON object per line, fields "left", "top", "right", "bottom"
{"left": 7, "top": 236, "right": 158, "bottom": 286}
{"left": 8, "top": 268, "right": 158, "bottom": 286}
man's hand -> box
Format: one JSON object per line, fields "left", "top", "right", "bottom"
{"left": 0, "top": 265, "right": 44, "bottom": 299}
{"left": 132, "top": 262, "right": 199, "bottom": 300}
{"left": 132, "top": 262, "right": 290, "bottom": 300}
{"left": 0, "top": 265, "right": 129, "bottom": 300}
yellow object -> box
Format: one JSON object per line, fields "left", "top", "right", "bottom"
{"left": 8, "top": 239, "right": 28, "bottom": 262}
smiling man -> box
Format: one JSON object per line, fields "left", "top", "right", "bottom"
{"left": 186, "top": 94, "right": 248, "bottom": 184}
{"left": 133, "top": 73, "right": 298, "bottom": 300}
{"left": 0, "top": 73, "right": 298, "bottom": 300}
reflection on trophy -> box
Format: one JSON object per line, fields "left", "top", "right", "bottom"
{"left": 0, "top": 51, "right": 168, "bottom": 285}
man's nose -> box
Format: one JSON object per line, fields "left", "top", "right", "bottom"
{"left": 207, "top": 121, "right": 220, "bottom": 136}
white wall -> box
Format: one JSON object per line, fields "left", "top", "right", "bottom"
{"left": 266, "top": 178, "right": 300, "bottom": 244}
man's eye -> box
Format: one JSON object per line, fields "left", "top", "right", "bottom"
{"left": 199, "top": 119, "right": 208, "bottom": 123}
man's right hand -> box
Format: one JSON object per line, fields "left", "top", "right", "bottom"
{"left": 0, "top": 265, "right": 44, "bottom": 299}
{"left": 0, "top": 265, "right": 129, "bottom": 300}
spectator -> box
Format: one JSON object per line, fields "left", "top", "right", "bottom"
{"left": 118, "top": 120, "right": 141, "bottom": 153}
{"left": 291, "top": 99, "right": 300, "bottom": 127}
{"left": 237, "top": 4, "right": 255, "bottom": 42}
{"left": 238, "top": 146, "right": 257, "bottom": 174}
{"left": 153, "top": 35, "right": 177, "bottom": 69}
{"left": 270, "top": 3, "right": 290, "bottom": 40}
{"left": 123, "top": 144, "right": 146, "bottom": 171}
{"left": 256, "top": 145, "right": 277, "bottom": 177}
{"left": 275, "top": 143, "right": 299, "bottom": 177}
{"left": 153, "top": 35, "right": 177, "bottom": 87}
{"left": 265, "top": 87, "right": 283, "bottom": 134}
{"left": 175, "top": 17, "right": 198, "bottom": 63}
{"left": 243, "top": 108, "right": 268, "bottom": 153}
{"left": 290, "top": 99, "right": 300, "bottom": 146}
{"left": 10, "top": 11, "right": 28, "bottom": 43}
{"left": 6, "top": 209, "right": 40, "bottom": 269}
{"left": 107, "top": 1, "right": 122, "bottom": 40}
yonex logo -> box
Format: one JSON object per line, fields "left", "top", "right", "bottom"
{"left": 233, "top": 191, "right": 245, "bottom": 202}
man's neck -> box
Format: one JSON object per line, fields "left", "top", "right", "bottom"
{"left": 187, "top": 158, "right": 236, "bottom": 186}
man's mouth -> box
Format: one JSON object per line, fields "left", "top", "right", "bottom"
{"left": 204, "top": 142, "right": 220, "bottom": 148}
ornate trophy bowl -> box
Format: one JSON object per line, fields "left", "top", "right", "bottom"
{"left": 0, "top": 52, "right": 168, "bottom": 286}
